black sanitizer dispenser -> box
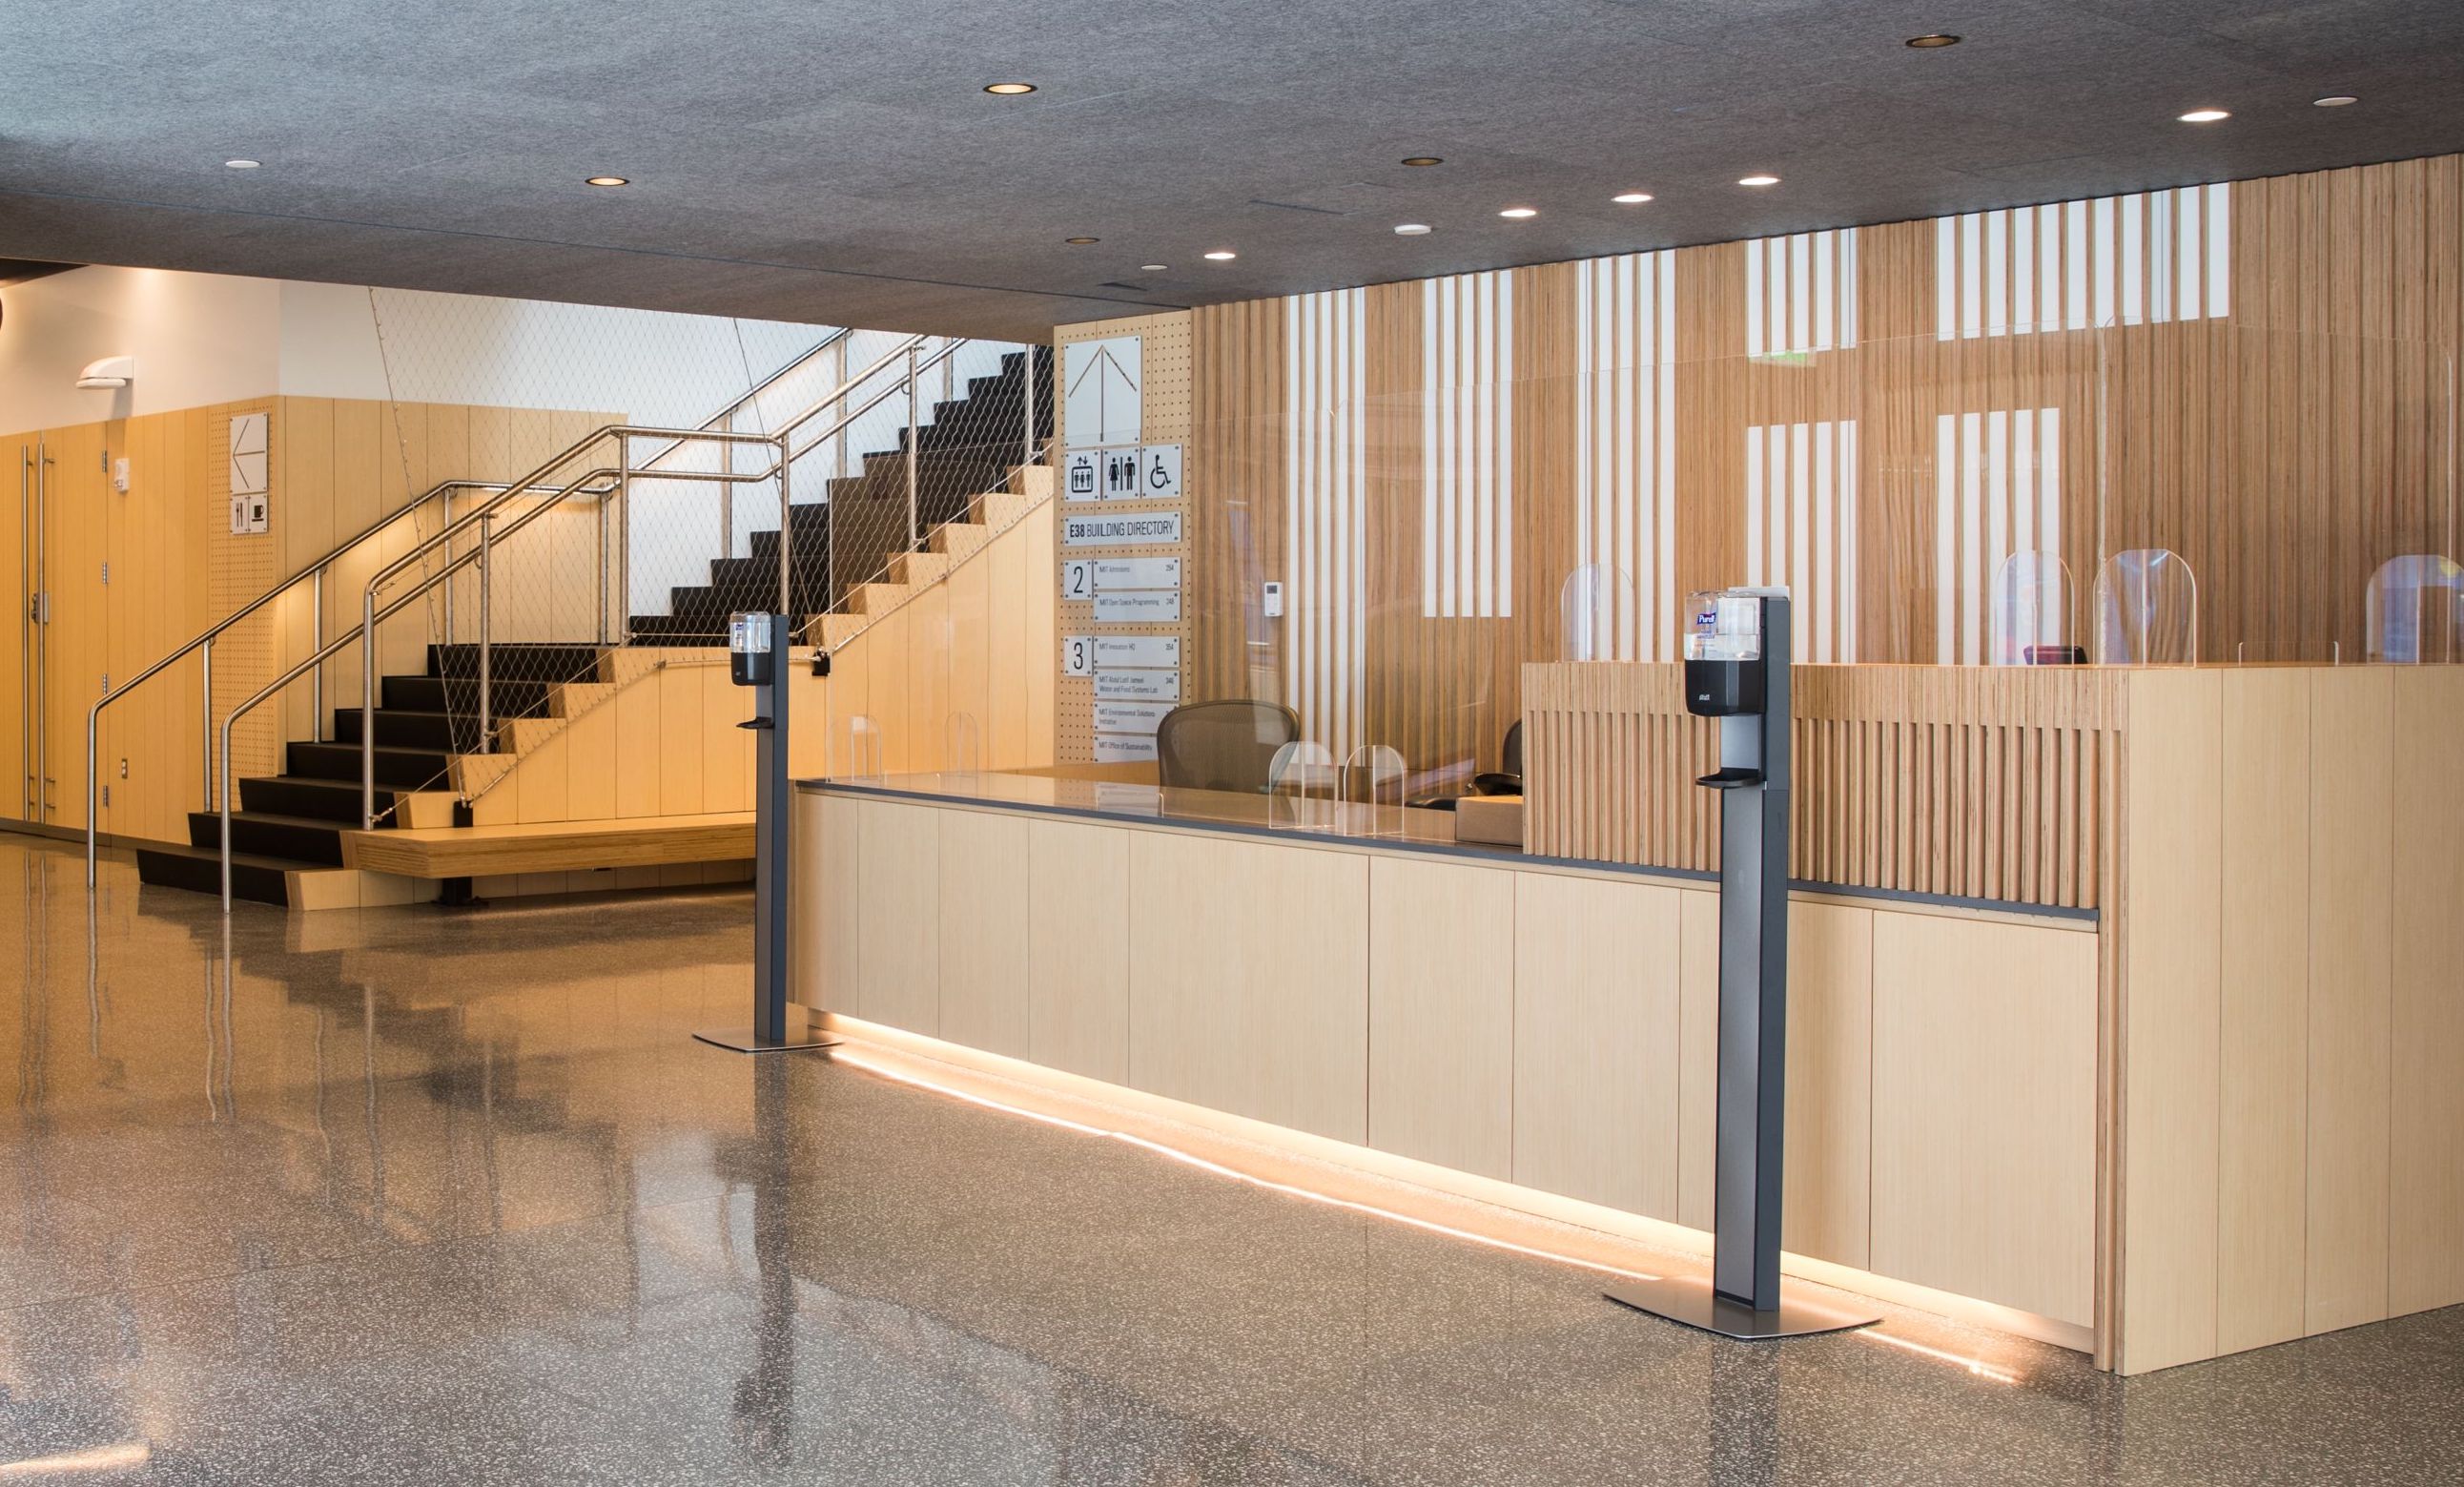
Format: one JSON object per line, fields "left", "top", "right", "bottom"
{"left": 1605, "top": 588, "right": 1876, "bottom": 1340}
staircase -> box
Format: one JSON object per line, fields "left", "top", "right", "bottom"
{"left": 632, "top": 347, "right": 1049, "bottom": 643}
{"left": 133, "top": 645, "right": 593, "bottom": 905}
{"left": 133, "top": 344, "right": 1052, "bottom": 907}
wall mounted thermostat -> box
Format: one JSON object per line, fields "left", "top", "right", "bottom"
{"left": 1262, "top": 580, "right": 1284, "bottom": 618}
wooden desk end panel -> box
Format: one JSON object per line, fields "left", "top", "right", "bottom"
{"left": 2305, "top": 667, "right": 2395, "bottom": 1336}
{"left": 2391, "top": 667, "right": 2464, "bottom": 1317}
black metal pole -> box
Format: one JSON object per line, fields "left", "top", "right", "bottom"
{"left": 697, "top": 611, "right": 836, "bottom": 1054}
{"left": 1606, "top": 591, "right": 1873, "bottom": 1340}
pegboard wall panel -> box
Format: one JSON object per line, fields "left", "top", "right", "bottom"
{"left": 1052, "top": 311, "right": 1193, "bottom": 767}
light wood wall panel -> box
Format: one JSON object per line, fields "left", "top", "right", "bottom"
{"left": 2304, "top": 666, "right": 2393, "bottom": 1335}
{"left": 2214, "top": 668, "right": 2312, "bottom": 1354}
{"left": 1522, "top": 661, "right": 2119, "bottom": 909}
{"left": 791, "top": 794, "right": 2104, "bottom": 1336}
{"left": 1366, "top": 856, "right": 1515, "bottom": 1180}
{"left": 1872, "top": 910, "right": 2100, "bottom": 1329}
{"left": 1176, "top": 152, "right": 2463, "bottom": 776}
{"left": 1509, "top": 871, "right": 1683, "bottom": 1222}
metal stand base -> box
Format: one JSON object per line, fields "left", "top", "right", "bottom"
{"left": 691, "top": 1026, "right": 842, "bottom": 1054}
{"left": 1603, "top": 1275, "right": 1879, "bottom": 1341}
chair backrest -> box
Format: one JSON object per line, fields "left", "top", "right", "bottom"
{"left": 1156, "top": 700, "right": 1303, "bottom": 794}
{"left": 1501, "top": 719, "right": 1523, "bottom": 778}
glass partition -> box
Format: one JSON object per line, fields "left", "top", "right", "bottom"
{"left": 1991, "top": 551, "right": 2081, "bottom": 665}
{"left": 2366, "top": 555, "right": 2464, "bottom": 663}
{"left": 827, "top": 314, "right": 2452, "bottom": 884}
{"left": 2093, "top": 549, "right": 2200, "bottom": 666}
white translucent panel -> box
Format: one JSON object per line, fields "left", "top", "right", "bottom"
{"left": 1560, "top": 565, "right": 1636, "bottom": 662}
{"left": 1266, "top": 740, "right": 1337, "bottom": 832}
{"left": 1341, "top": 744, "right": 1408, "bottom": 838}
{"left": 1991, "top": 551, "right": 2080, "bottom": 665}
{"left": 2366, "top": 554, "right": 2464, "bottom": 664}
{"left": 2093, "top": 548, "right": 2200, "bottom": 666}
{"left": 837, "top": 714, "right": 884, "bottom": 782}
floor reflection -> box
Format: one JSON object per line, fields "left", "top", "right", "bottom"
{"left": 0, "top": 834, "right": 2457, "bottom": 1484}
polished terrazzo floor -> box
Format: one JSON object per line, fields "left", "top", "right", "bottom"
{"left": 2, "top": 834, "right": 2459, "bottom": 1485}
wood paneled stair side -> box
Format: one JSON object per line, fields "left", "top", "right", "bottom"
{"left": 811, "top": 466, "right": 1055, "bottom": 655}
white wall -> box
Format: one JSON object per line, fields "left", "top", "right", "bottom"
{"left": 0, "top": 266, "right": 280, "bottom": 434}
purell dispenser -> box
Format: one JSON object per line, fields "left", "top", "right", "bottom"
{"left": 1605, "top": 589, "right": 1876, "bottom": 1339}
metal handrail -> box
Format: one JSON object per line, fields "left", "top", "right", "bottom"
{"left": 221, "top": 444, "right": 783, "bottom": 906}
{"left": 357, "top": 430, "right": 791, "bottom": 827}
{"left": 81, "top": 475, "right": 560, "bottom": 885}
{"left": 81, "top": 325, "right": 859, "bottom": 887}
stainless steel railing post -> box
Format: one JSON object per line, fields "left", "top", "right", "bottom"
{"left": 477, "top": 512, "right": 494, "bottom": 755}
{"left": 615, "top": 438, "right": 629, "bottom": 646}
{"left": 361, "top": 584, "right": 379, "bottom": 828}
{"left": 906, "top": 346, "right": 920, "bottom": 551}
{"left": 440, "top": 487, "right": 454, "bottom": 646}
{"left": 776, "top": 434, "right": 791, "bottom": 618}
{"left": 201, "top": 639, "right": 214, "bottom": 810}
{"left": 1023, "top": 343, "right": 1037, "bottom": 465}
{"left": 311, "top": 568, "right": 325, "bottom": 743}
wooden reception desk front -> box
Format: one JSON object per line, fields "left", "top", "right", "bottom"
{"left": 791, "top": 663, "right": 2463, "bottom": 1375}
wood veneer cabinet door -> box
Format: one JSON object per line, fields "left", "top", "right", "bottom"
{"left": 1124, "top": 831, "right": 1369, "bottom": 1144}
{"left": 1510, "top": 871, "right": 1683, "bottom": 1222}
{"left": 1871, "top": 912, "right": 2098, "bottom": 1329}
{"left": 1026, "top": 818, "right": 1132, "bottom": 1085}
{"left": 1367, "top": 857, "right": 1515, "bottom": 1180}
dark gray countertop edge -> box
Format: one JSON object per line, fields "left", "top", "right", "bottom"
{"left": 794, "top": 777, "right": 2101, "bottom": 926}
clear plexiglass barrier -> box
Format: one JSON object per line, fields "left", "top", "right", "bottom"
{"left": 2366, "top": 554, "right": 2464, "bottom": 663}
{"left": 1266, "top": 740, "right": 1337, "bottom": 832}
{"left": 1561, "top": 565, "right": 1639, "bottom": 663}
{"left": 1992, "top": 551, "right": 2080, "bottom": 665}
{"left": 2094, "top": 548, "right": 2200, "bottom": 666}
{"left": 836, "top": 713, "right": 885, "bottom": 783}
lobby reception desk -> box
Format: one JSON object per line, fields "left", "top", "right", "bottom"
{"left": 791, "top": 663, "right": 2463, "bottom": 1375}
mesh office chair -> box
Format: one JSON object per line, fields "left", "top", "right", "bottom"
{"left": 1155, "top": 700, "right": 1303, "bottom": 795}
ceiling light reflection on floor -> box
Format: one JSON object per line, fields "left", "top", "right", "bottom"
{"left": 2179, "top": 109, "right": 2230, "bottom": 123}
{"left": 1612, "top": 192, "right": 1653, "bottom": 204}
{"left": 0, "top": 1441, "right": 154, "bottom": 1477}
{"left": 1394, "top": 223, "right": 1432, "bottom": 236}
{"left": 1738, "top": 175, "right": 1781, "bottom": 187}
{"left": 2314, "top": 95, "right": 2357, "bottom": 107}
{"left": 1203, "top": 250, "right": 1237, "bottom": 260}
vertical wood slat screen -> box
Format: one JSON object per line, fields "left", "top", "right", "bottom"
{"left": 1182, "top": 152, "right": 2462, "bottom": 781}
{"left": 1523, "top": 662, "right": 2124, "bottom": 911}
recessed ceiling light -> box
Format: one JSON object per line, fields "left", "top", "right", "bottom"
{"left": 1140, "top": 263, "right": 1168, "bottom": 272}
{"left": 2178, "top": 109, "right": 2230, "bottom": 123}
{"left": 984, "top": 82, "right": 1037, "bottom": 94}
{"left": 1394, "top": 223, "right": 1432, "bottom": 236}
{"left": 1203, "top": 250, "right": 1237, "bottom": 260}
{"left": 1905, "top": 33, "right": 1961, "bottom": 49}
{"left": 1402, "top": 156, "right": 1444, "bottom": 167}
{"left": 2313, "top": 94, "right": 2357, "bottom": 107}
{"left": 223, "top": 158, "right": 260, "bottom": 170}
{"left": 1065, "top": 237, "right": 1099, "bottom": 244}
{"left": 1738, "top": 175, "right": 1781, "bottom": 187}
{"left": 585, "top": 176, "right": 629, "bottom": 187}
{"left": 1499, "top": 206, "right": 1537, "bottom": 218}
{"left": 1612, "top": 192, "right": 1653, "bottom": 204}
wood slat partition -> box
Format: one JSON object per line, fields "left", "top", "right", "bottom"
{"left": 1523, "top": 662, "right": 2123, "bottom": 910}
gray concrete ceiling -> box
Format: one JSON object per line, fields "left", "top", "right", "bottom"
{"left": 4, "top": 1, "right": 2462, "bottom": 341}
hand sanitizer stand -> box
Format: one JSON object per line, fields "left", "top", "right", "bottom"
{"left": 696, "top": 611, "right": 838, "bottom": 1054}
{"left": 1603, "top": 589, "right": 1876, "bottom": 1339}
